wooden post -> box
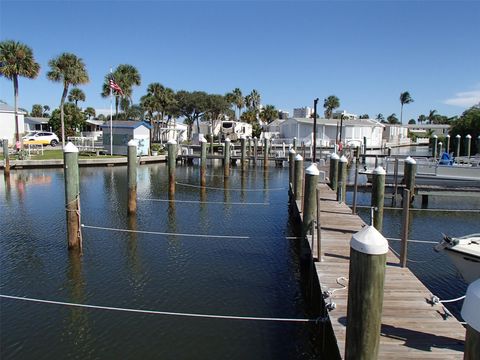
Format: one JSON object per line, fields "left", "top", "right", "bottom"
{"left": 294, "top": 154, "right": 304, "bottom": 201}
{"left": 302, "top": 164, "right": 319, "bottom": 237}
{"left": 352, "top": 159, "right": 359, "bottom": 214}
{"left": 477, "top": 135, "right": 480, "bottom": 156}
{"left": 392, "top": 158, "right": 399, "bottom": 206}
{"left": 302, "top": 141, "right": 306, "bottom": 160}
{"left": 371, "top": 166, "right": 386, "bottom": 232}
{"left": 400, "top": 188, "right": 410, "bottom": 268}
{"left": 167, "top": 139, "right": 177, "bottom": 194}
{"left": 345, "top": 226, "right": 388, "bottom": 360}
{"left": 433, "top": 135, "right": 438, "bottom": 160}
{"left": 337, "top": 155, "right": 348, "bottom": 203}
{"left": 362, "top": 136, "right": 367, "bottom": 165}
{"left": 127, "top": 140, "right": 137, "bottom": 215}
{"left": 316, "top": 186, "right": 322, "bottom": 261}
{"left": 288, "top": 148, "right": 296, "bottom": 190}
{"left": 224, "top": 138, "right": 231, "bottom": 178}
{"left": 466, "top": 134, "right": 472, "bottom": 159}
{"left": 404, "top": 156, "right": 416, "bottom": 204}
{"left": 200, "top": 136, "right": 207, "bottom": 187}
{"left": 208, "top": 124, "right": 214, "bottom": 155}
{"left": 64, "top": 142, "right": 82, "bottom": 252}
{"left": 263, "top": 137, "right": 268, "bottom": 169}
{"left": 329, "top": 153, "right": 339, "bottom": 192}
{"left": 3, "top": 139, "right": 10, "bottom": 177}
{"left": 254, "top": 137, "right": 258, "bottom": 165}
{"left": 461, "top": 279, "right": 480, "bottom": 360}
{"left": 456, "top": 134, "right": 461, "bottom": 159}
{"left": 240, "top": 135, "right": 247, "bottom": 171}
{"left": 293, "top": 137, "right": 297, "bottom": 152}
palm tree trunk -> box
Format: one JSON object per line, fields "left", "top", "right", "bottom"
{"left": 13, "top": 75, "right": 19, "bottom": 143}
{"left": 60, "top": 84, "right": 68, "bottom": 147}
{"left": 400, "top": 104, "right": 403, "bottom": 125}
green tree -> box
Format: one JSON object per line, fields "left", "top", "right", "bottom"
{"left": 0, "top": 40, "right": 40, "bottom": 142}
{"left": 68, "top": 87, "right": 86, "bottom": 107}
{"left": 141, "top": 83, "right": 176, "bottom": 141}
{"left": 84, "top": 107, "right": 96, "bottom": 119}
{"left": 375, "top": 113, "right": 385, "bottom": 123}
{"left": 48, "top": 103, "right": 86, "bottom": 138}
{"left": 176, "top": 90, "right": 208, "bottom": 140}
{"left": 47, "top": 52, "right": 89, "bottom": 146}
{"left": 399, "top": 91, "right": 414, "bottom": 124}
{"left": 359, "top": 114, "right": 369, "bottom": 119}
{"left": 449, "top": 106, "right": 480, "bottom": 155}
{"left": 408, "top": 119, "right": 416, "bottom": 124}
{"left": 31, "top": 104, "right": 43, "bottom": 117}
{"left": 323, "top": 95, "right": 340, "bottom": 118}
{"left": 245, "top": 89, "right": 261, "bottom": 112}
{"left": 418, "top": 114, "right": 426, "bottom": 124}
{"left": 259, "top": 104, "right": 278, "bottom": 124}
{"left": 225, "top": 88, "right": 244, "bottom": 119}
{"left": 427, "top": 109, "right": 437, "bottom": 124}
{"left": 387, "top": 113, "right": 399, "bottom": 124}
{"left": 43, "top": 105, "right": 50, "bottom": 117}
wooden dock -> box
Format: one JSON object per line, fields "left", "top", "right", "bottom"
{"left": 301, "top": 184, "right": 466, "bottom": 359}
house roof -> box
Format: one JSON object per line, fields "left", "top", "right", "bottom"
{"left": 100, "top": 120, "right": 152, "bottom": 130}
{"left": 0, "top": 103, "right": 27, "bottom": 114}
{"left": 285, "top": 117, "right": 384, "bottom": 127}
{"left": 25, "top": 116, "right": 49, "bottom": 125}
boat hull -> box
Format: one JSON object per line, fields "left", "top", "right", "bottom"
{"left": 444, "top": 248, "right": 480, "bottom": 283}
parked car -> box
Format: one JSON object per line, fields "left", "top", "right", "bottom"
{"left": 23, "top": 131, "right": 60, "bottom": 147}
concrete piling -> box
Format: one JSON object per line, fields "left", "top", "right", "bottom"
{"left": 400, "top": 188, "right": 410, "bottom": 268}
{"left": 371, "top": 166, "right": 386, "bottom": 232}
{"left": 63, "top": 142, "right": 82, "bottom": 252}
{"left": 432, "top": 135, "right": 438, "bottom": 159}
{"left": 294, "top": 154, "right": 304, "bottom": 201}
{"left": 466, "top": 134, "right": 472, "bottom": 159}
{"left": 3, "top": 139, "right": 10, "bottom": 177}
{"left": 461, "top": 279, "right": 480, "bottom": 360}
{"left": 345, "top": 225, "right": 388, "bottom": 360}
{"left": 302, "top": 164, "right": 319, "bottom": 238}
{"left": 329, "top": 153, "right": 339, "bottom": 192}
{"left": 200, "top": 136, "right": 207, "bottom": 187}
{"left": 404, "top": 156, "right": 416, "bottom": 204}
{"left": 167, "top": 139, "right": 177, "bottom": 195}
{"left": 224, "top": 138, "right": 231, "bottom": 178}
{"left": 446, "top": 134, "right": 450, "bottom": 154}
{"left": 289, "top": 149, "right": 296, "bottom": 190}
{"left": 337, "top": 155, "right": 348, "bottom": 203}
{"left": 456, "top": 134, "right": 461, "bottom": 158}
{"left": 127, "top": 140, "right": 137, "bottom": 215}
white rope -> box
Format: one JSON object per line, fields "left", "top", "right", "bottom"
{"left": 81, "top": 224, "right": 249, "bottom": 239}
{"left": 353, "top": 205, "right": 480, "bottom": 213}
{"left": 323, "top": 277, "right": 348, "bottom": 297}
{"left": 139, "top": 198, "right": 270, "bottom": 206}
{"left": 386, "top": 237, "right": 439, "bottom": 245}
{"left": 175, "top": 182, "right": 285, "bottom": 192}
{"left": 0, "top": 294, "right": 319, "bottom": 323}
{"left": 439, "top": 295, "right": 466, "bottom": 304}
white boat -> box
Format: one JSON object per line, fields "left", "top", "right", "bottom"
{"left": 435, "top": 234, "right": 480, "bottom": 283}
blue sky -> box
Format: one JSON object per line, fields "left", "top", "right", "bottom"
{"left": 1, "top": 1, "right": 479, "bottom": 120}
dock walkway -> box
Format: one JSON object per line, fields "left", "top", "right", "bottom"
{"left": 308, "top": 183, "right": 465, "bottom": 359}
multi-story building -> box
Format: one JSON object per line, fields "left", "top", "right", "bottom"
{"left": 293, "top": 106, "right": 313, "bottom": 118}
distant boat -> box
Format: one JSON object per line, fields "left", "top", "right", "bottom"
{"left": 435, "top": 234, "right": 480, "bottom": 284}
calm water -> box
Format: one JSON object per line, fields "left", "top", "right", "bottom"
{"left": 1, "top": 164, "right": 321, "bottom": 360}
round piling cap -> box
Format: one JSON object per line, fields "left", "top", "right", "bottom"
{"left": 254, "top": 136, "right": 257, "bottom": 139}
{"left": 405, "top": 156, "right": 416, "bottom": 164}
{"left": 461, "top": 278, "right": 480, "bottom": 332}
{"left": 293, "top": 137, "right": 297, "bottom": 140}
{"left": 373, "top": 166, "right": 386, "bottom": 175}
{"left": 331, "top": 153, "right": 340, "bottom": 160}
{"left": 199, "top": 136, "right": 207, "bottom": 143}
{"left": 456, "top": 134, "right": 461, "bottom": 138}
{"left": 446, "top": 134, "right": 450, "bottom": 138}
{"left": 438, "top": 142, "right": 442, "bottom": 146}
{"left": 466, "top": 134, "right": 472, "bottom": 139}
{"left": 340, "top": 155, "right": 348, "bottom": 163}
{"left": 240, "top": 134, "right": 246, "bottom": 140}
{"left": 350, "top": 225, "right": 388, "bottom": 255}
{"left": 433, "top": 134, "right": 438, "bottom": 139}
{"left": 289, "top": 148, "right": 296, "bottom": 154}
{"left": 128, "top": 139, "right": 138, "bottom": 146}
{"left": 225, "top": 138, "right": 231, "bottom": 142}
{"left": 63, "top": 142, "right": 78, "bottom": 153}
{"left": 305, "top": 163, "right": 319, "bottom": 176}
{"left": 167, "top": 139, "right": 177, "bottom": 145}
{"left": 295, "top": 154, "right": 303, "bottom": 161}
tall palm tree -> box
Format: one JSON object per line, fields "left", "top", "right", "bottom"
{"left": 0, "top": 40, "right": 40, "bottom": 142}
{"left": 232, "top": 88, "right": 244, "bottom": 119}
{"left": 68, "top": 87, "right": 86, "bottom": 108}
{"left": 399, "top": 91, "right": 414, "bottom": 125}
{"left": 47, "top": 52, "right": 89, "bottom": 146}
{"left": 375, "top": 113, "right": 385, "bottom": 122}
{"left": 259, "top": 104, "right": 278, "bottom": 124}
{"left": 427, "top": 109, "right": 437, "bottom": 124}
{"left": 323, "top": 95, "right": 340, "bottom": 118}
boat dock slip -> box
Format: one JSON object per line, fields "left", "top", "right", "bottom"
{"left": 297, "top": 183, "right": 466, "bottom": 359}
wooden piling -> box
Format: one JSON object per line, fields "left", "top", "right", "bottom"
{"left": 263, "top": 137, "right": 268, "bottom": 169}
{"left": 200, "top": 136, "right": 207, "bottom": 187}
{"left": 254, "top": 137, "right": 258, "bottom": 164}
{"left": 362, "top": 136, "right": 367, "bottom": 165}
{"left": 3, "top": 139, "right": 10, "bottom": 177}
{"left": 400, "top": 188, "right": 410, "bottom": 268}
{"left": 316, "top": 186, "right": 322, "bottom": 261}
{"left": 288, "top": 148, "right": 296, "bottom": 190}
{"left": 404, "top": 156, "right": 416, "bottom": 204}
{"left": 127, "top": 140, "right": 137, "bottom": 215}
{"left": 64, "top": 142, "right": 82, "bottom": 252}
{"left": 337, "top": 155, "right": 348, "bottom": 203}
{"left": 302, "top": 164, "right": 319, "bottom": 237}
{"left": 433, "top": 135, "right": 438, "bottom": 159}
{"left": 293, "top": 137, "right": 297, "bottom": 152}
{"left": 224, "top": 138, "right": 231, "bottom": 178}
{"left": 167, "top": 139, "right": 177, "bottom": 194}
{"left": 371, "top": 166, "right": 386, "bottom": 232}
{"left": 461, "top": 279, "right": 480, "bottom": 360}
{"left": 294, "top": 154, "right": 304, "bottom": 201}
{"left": 329, "top": 153, "right": 339, "bottom": 192}
{"left": 240, "top": 135, "right": 247, "bottom": 170}
{"left": 345, "top": 225, "right": 388, "bottom": 360}
{"left": 352, "top": 160, "right": 359, "bottom": 214}
{"left": 302, "top": 141, "right": 306, "bottom": 159}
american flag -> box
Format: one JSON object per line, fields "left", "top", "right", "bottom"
{"left": 109, "top": 76, "right": 124, "bottom": 96}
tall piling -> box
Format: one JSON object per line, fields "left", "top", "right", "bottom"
{"left": 371, "top": 166, "right": 386, "bottom": 232}
{"left": 167, "top": 139, "right": 177, "bottom": 195}
{"left": 3, "top": 139, "right": 10, "bottom": 177}
{"left": 127, "top": 140, "right": 137, "bottom": 215}
{"left": 64, "top": 142, "right": 82, "bottom": 252}
{"left": 263, "top": 137, "right": 268, "bottom": 169}
{"left": 240, "top": 135, "right": 247, "bottom": 171}
{"left": 400, "top": 188, "right": 410, "bottom": 268}
{"left": 293, "top": 137, "right": 297, "bottom": 152}
{"left": 200, "top": 136, "right": 207, "bottom": 187}
{"left": 224, "top": 138, "right": 231, "bottom": 178}
{"left": 461, "top": 279, "right": 480, "bottom": 360}
{"left": 362, "top": 136, "right": 367, "bottom": 165}
{"left": 289, "top": 149, "right": 296, "bottom": 190}
{"left": 254, "top": 137, "right": 258, "bottom": 165}
{"left": 404, "top": 156, "right": 416, "bottom": 204}
{"left": 337, "top": 155, "right": 348, "bottom": 203}
{"left": 432, "top": 134, "right": 438, "bottom": 160}
{"left": 477, "top": 135, "right": 480, "bottom": 155}
{"left": 446, "top": 134, "right": 450, "bottom": 154}
{"left": 456, "top": 134, "right": 461, "bottom": 158}
{"left": 466, "top": 134, "right": 472, "bottom": 159}
{"left": 345, "top": 225, "right": 388, "bottom": 360}
{"left": 329, "top": 153, "right": 339, "bottom": 192}
{"left": 302, "top": 164, "right": 319, "bottom": 237}
{"left": 294, "top": 154, "right": 304, "bottom": 201}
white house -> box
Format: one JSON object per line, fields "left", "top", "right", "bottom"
{"left": 279, "top": 117, "right": 384, "bottom": 148}
{"left": 0, "top": 103, "right": 26, "bottom": 143}
{"left": 101, "top": 121, "right": 151, "bottom": 155}
{"left": 383, "top": 124, "right": 410, "bottom": 145}
{"left": 24, "top": 116, "right": 50, "bottom": 132}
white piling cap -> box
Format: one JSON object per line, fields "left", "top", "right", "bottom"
{"left": 240, "top": 134, "right": 246, "bottom": 140}
{"left": 340, "top": 155, "right": 348, "bottom": 163}
{"left": 289, "top": 148, "right": 296, "bottom": 154}
{"left": 350, "top": 225, "right": 388, "bottom": 255}
{"left": 293, "top": 137, "right": 297, "bottom": 140}
{"left": 466, "top": 134, "right": 472, "bottom": 139}
{"left": 295, "top": 154, "right": 303, "bottom": 161}
{"left": 128, "top": 139, "right": 138, "bottom": 146}
{"left": 446, "top": 134, "right": 450, "bottom": 138}
{"left": 438, "top": 142, "right": 442, "bottom": 146}
{"left": 456, "top": 134, "right": 461, "bottom": 138}
{"left": 167, "top": 139, "right": 177, "bottom": 145}
{"left": 199, "top": 136, "right": 207, "bottom": 143}
{"left": 225, "top": 138, "right": 231, "bottom": 142}
{"left": 63, "top": 142, "right": 78, "bottom": 153}
{"left": 331, "top": 153, "right": 340, "bottom": 160}
{"left": 433, "top": 134, "right": 438, "bottom": 138}
{"left": 405, "top": 156, "right": 416, "bottom": 164}
{"left": 305, "top": 163, "right": 319, "bottom": 176}
{"left": 461, "top": 278, "right": 480, "bottom": 332}
{"left": 373, "top": 166, "right": 386, "bottom": 175}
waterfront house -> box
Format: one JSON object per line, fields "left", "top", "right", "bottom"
{"left": 100, "top": 120, "right": 151, "bottom": 155}
{"left": 24, "top": 116, "right": 50, "bottom": 132}
{"left": 0, "top": 103, "right": 26, "bottom": 143}
{"left": 383, "top": 124, "right": 410, "bottom": 146}
{"left": 406, "top": 124, "right": 450, "bottom": 137}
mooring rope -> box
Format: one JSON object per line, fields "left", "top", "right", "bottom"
{"left": 386, "top": 237, "right": 439, "bottom": 245}
{"left": 175, "top": 182, "right": 286, "bottom": 192}
{"left": 81, "top": 224, "right": 249, "bottom": 239}
{"left": 138, "top": 198, "right": 270, "bottom": 206}
{"left": 353, "top": 205, "right": 480, "bottom": 213}
{"left": 0, "top": 295, "right": 323, "bottom": 323}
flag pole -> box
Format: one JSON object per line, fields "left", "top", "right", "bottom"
{"left": 110, "top": 68, "right": 113, "bottom": 156}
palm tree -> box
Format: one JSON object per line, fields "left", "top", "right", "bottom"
{"left": 84, "top": 107, "right": 96, "bottom": 119}
{"left": 47, "top": 52, "right": 89, "bottom": 146}
{"left": 0, "top": 40, "right": 40, "bottom": 142}
{"left": 427, "top": 109, "right": 437, "bottom": 124}
{"left": 376, "top": 113, "right": 385, "bottom": 122}
{"left": 387, "top": 113, "right": 399, "bottom": 124}
{"left": 323, "top": 95, "right": 340, "bottom": 118}
{"left": 399, "top": 91, "right": 414, "bottom": 125}
{"left": 43, "top": 105, "right": 50, "bottom": 117}
{"left": 418, "top": 114, "right": 426, "bottom": 124}
{"left": 231, "top": 88, "right": 244, "bottom": 119}
{"left": 68, "top": 87, "right": 86, "bottom": 108}
{"left": 245, "top": 89, "right": 261, "bottom": 111}
{"left": 259, "top": 104, "right": 278, "bottom": 124}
